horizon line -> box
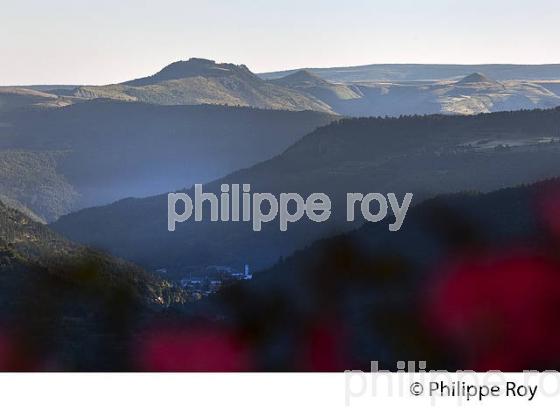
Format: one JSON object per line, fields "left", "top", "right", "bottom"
{"left": 5, "top": 60, "right": 560, "bottom": 88}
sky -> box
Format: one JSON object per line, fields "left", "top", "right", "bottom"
{"left": 1, "top": 0, "right": 559, "bottom": 85}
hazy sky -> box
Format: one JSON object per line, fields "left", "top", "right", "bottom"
{"left": 1, "top": 0, "right": 559, "bottom": 85}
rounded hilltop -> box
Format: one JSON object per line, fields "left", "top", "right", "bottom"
{"left": 125, "top": 58, "right": 255, "bottom": 86}
{"left": 457, "top": 72, "right": 496, "bottom": 85}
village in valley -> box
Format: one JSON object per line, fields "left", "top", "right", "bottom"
{"left": 156, "top": 264, "right": 253, "bottom": 299}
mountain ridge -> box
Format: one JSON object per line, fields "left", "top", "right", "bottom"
{"left": 7, "top": 60, "right": 560, "bottom": 117}
{"left": 124, "top": 58, "right": 258, "bottom": 86}
{"left": 70, "top": 58, "right": 334, "bottom": 112}
{"left": 260, "top": 63, "right": 560, "bottom": 82}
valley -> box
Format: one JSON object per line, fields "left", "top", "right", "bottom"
{"left": 52, "top": 108, "right": 560, "bottom": 278}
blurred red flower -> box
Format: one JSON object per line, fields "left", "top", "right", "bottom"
{"left": 428, "top": 248, "right": 560, "bottom": 371}
{"left": 135, "top": 326, "right": 252, "bottom": 372}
